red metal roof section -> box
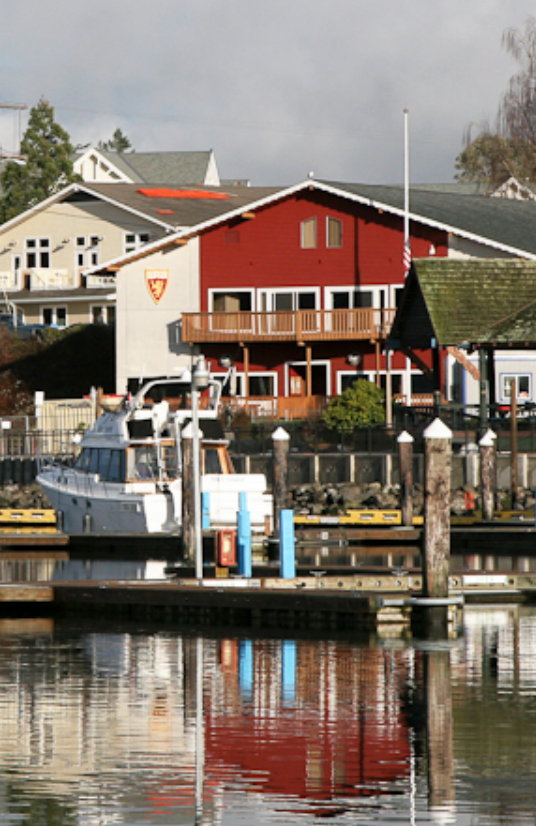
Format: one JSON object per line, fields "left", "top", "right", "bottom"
{"left": 138, "top": 188, "right": 229, "bottom": 200}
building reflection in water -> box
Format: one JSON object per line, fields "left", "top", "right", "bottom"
{"left": 0, "top": 606, "right": 535, "bottom": 823}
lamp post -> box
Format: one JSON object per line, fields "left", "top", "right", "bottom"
{"left": 192, "top": 355, "right": 210, "bottom": 580}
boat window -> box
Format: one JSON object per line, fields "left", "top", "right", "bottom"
{"left": 98, "top": 449, "right": 112, "bottom": 480}
{"left": 74, "top": 449, "right": 90, "bottom": 471}
{"left": 88, "top": 449, "right": 100, "bottom": 474}
{"left": 204, "top": 448, "right": 222, "bottom": 474}
{"left": 127, "top": 445, "right": 159, "bottom": 480}
{"left": 108, "top": 450, "right": 125, "bottom": 483}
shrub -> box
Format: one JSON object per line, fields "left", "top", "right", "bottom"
{"left": 323, "top": 380, "right": 385, "bottom": 431}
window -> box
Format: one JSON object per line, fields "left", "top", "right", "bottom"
{"left": 259, "top": 288, "right": 320, "bottom": 312}
{"left": 25, "top": 238, "right": 50, "bottom": 268}
{"left": 76, "top": 236, "right": 100, "bottom": 268}
{"left": 327, "top": 217, "right": 342, "bottom": 248}
{"left": 42, "top": 307, "right": 67, "bottom": 327}
{"left": 301, "top": 218, "right": 317, "bottom": 249}
{"left": 211, "top": 290, "right": 252, "bottom": 312}
{"left": 124, "top": 232, "right": 151, "bottom": 254}
{"left": 91, "top": 305, "right": 115, "bottom": 324}
{"left": 326, "top": 286, "right": 387, "bottom": 310}
{"left": 501, "top": 374, "right": 532, "bottom": 402}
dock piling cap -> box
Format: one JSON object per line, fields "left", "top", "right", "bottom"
{"left": 423, "top": 418, "right": 452, "bottom": 440}
{"left": 479, "top": 430, "right": 496, "bottom": 447}
{"left": 272, "top": 426, "right": 290, "bottom": 441}
{"left": 397, "top": 430, "right": 414, "bottom": 444}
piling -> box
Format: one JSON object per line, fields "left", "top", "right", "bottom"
{"left": 422, "top": 418, "right": 452, "bottom": 598}
{"left": 425, "top": 648, "right": 455, "bottom": 817}
{"left": 181, "top": 423, "right": 195, "bottom": 562}
{"left": 511, "top": 386, "right": 519, "bottom": 508}
{"left": 397, "top": 430, "right": 414, "bottom": 527}
{"left": 479, "top": 429, "right": 496, "bottom": 522}
{"left": 237, "top": 491, "right": 252, "bottom": 578}
{"left": 272, "top": 427, "right": 290, "bottom": 536}
{"left": 414, "top": 419, "right": 452, "bottom": 637}
{"left": 279, "top": 509, "right": 296, "bottom": 579}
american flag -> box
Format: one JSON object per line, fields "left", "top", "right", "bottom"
{"left": 403, "top": 240, "right": 411, "bottom": 277}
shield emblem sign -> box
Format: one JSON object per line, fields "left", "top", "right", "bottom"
{"left": 145, "top": 269, "right": 169, "bottom": 304}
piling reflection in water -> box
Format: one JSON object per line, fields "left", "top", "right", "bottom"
{"left": 0, "top": 609, "right": 535, "bottom": 822}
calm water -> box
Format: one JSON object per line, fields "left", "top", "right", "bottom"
{"left": 0, "top": 606, "right": 534, "bottom": 824}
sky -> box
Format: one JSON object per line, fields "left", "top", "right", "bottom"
{"left": 0, "top": 0, "right": 533, "bottom": 186}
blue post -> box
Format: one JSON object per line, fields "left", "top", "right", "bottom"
{"left": 281, "top": 640, "right": 296, "bottom": 704}
{"left": 201, "top": 492, "right": 210, "bottom": 530}
{"left": 237, "top": 491, "right": 252, "bottom": 577}
{"left": 239, "top": 639, "right": 253, "bottom": 699}
{"left": 280, "top": 509, "right": 296, "bottom": 579}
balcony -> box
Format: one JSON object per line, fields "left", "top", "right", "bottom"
{"left": 182, "top": 308, "right": 395, "bottom": 344}
{"left": 85, "top": 274, "right": 117, "bottom": 288}
{"left": 29, "top": 268, "right": 76, "bottom": 290}
{"left": 0, "top": 271, "right": 20, "bottom": 290}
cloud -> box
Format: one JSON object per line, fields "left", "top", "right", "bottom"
{"left": 0, "top": 0, "right": 531, "bottom": 184}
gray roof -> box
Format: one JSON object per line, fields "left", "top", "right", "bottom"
{"left": 92, "top": 150, "right": 215, "bottom": 185}
{"left": 320, "top": 181, "right": 536, "bottom": 256}
{"left": 68, "top": 182, "right": 280, "bottom": 230}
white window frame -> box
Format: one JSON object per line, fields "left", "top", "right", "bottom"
{"left": 211, "top": 371, "right": 278, "bottom": 398}
{"left": 76, "top": 236, "right": 100, "bottom": 269}
{"left": 285, "top": 359, "right": 331, "bottom": 397}
{"left": 90, "top": 305, "right": 114, "bottom": 325}
{"left": 208, "top": 288, "right": 255, "bottom": 313}
{"left": 337, "top": 369, "right": 409, "bottom": 399}
{"left": 500, "top": 373, "right": 532, "bottom": 403}
{"left": 41, "top": 306, "right": 67, "bottom": 327}
{"left": 325, "top": 285, "right": 388, "bottom": 310}
{"left": 124, "top": 231, "right": 151, "bottom": 254}
{"left": 326, "top": 216, "right": 343, "bottom": 248}
{"left": 25, "top": 237, "right": 50, "bottom": 269}
{"left": 258, "top": 287, "right": 320, "bottom": 312}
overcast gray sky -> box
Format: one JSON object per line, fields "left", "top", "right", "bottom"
{"left": 0, "top": 1, "right": 532, "bottom": 185}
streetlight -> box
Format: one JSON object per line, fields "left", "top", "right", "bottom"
{"left": 192, "top": 355, "right": 210, "bottom": 580}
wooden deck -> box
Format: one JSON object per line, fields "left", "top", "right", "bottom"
{"left": 182, "top": 308, "right": 395, "bottom": 344}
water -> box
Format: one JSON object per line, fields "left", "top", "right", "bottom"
{"left": 0, "top": 607, "right": 535, "bottom": 824}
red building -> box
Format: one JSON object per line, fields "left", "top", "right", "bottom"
{"left": 92, "top": 179, "right": 535, "bottom": 405}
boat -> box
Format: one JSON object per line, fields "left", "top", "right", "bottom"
{"left": 37, "top": 372, "right": 273, "bottom": 534}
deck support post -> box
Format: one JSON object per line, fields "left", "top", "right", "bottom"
{"left": 397, "top": 430, "right": 414, "bottom": 527}
{"left": 272, "top": 426, "right": 290, "bottom": 536}
{"left": 479, "top": 429, "right": 496, "bottom": 522}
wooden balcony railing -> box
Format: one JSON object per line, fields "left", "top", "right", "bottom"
{"left": 182, "top": 308, "right": 395, "bottom": 344}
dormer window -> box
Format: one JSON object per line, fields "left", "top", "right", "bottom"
{"left": 301, "top": 218, "right": 317, "bottom": 249}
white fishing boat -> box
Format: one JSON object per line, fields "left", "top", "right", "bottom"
{"left": 37, "top": 372, "right": 273, "bottom": 535}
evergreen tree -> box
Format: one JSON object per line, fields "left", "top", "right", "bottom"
{"left": 98, "top": 128, "right": 133, "bottom": 153}
{"left": 0, "top": 97, "right": 79, "bottom": 222}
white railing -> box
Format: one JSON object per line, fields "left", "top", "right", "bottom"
{"left": 30, "top": 268, "right": 76, "bottom": 290}
{"left": 0, "top": 270, "right": 20, "bottom": 290}
{"left": 85, "top": 274, "right": 116, "bottom": 288}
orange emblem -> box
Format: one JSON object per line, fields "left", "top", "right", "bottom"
{"left": 145, "top": 269, "right": 169, "bottom": 304}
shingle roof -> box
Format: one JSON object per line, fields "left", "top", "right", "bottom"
{"left": 66, "top": 182, "right": 280, "bottom": 229}
{"left": 93, "top": 150, "right": 215, "bottom": 185}
{"left": 319, "top": 181, "right": 536, "bottom": 256}
{"left": 392, "top": 258, "right": 536, "bottom": 346}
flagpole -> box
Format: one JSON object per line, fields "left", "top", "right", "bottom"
{"left": 404, "top": 108, "right": 410, "bottom": 277}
